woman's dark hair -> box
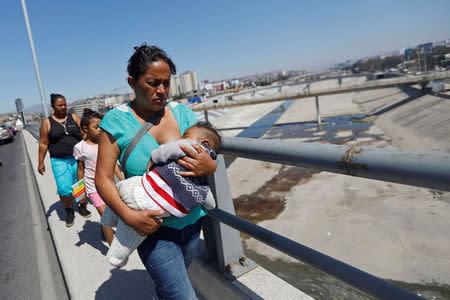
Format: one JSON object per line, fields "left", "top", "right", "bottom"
{"left": 50, "top": 93, "right": 65, "bottom": 107}
{"left": 127, "top": 43, "right": 176, "bottom": 80}
{"left": 193, "top": 121, "right": 222, "bottom": 153}
{"left": 80, "top": 108, "right": 103, "bottom": 129}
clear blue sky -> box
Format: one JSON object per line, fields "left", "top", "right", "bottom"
{"left": 0, "top": 0, "right": 449, "bottom": 113}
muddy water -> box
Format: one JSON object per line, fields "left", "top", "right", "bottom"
{"left": 229, "top": 115, "right": 449, "bottom": 300}
{"left": 232, "top": 114, "right": 384, "bottom": 226}
{"left": 234, "top": 165, "right": 319, "bottom": 225}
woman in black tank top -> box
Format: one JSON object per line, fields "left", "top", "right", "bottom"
{"left": 38, "top": 93, "right": 91, "bottom": 227}
{"left": 48, "top": 113, "right": 82, "bottom": 158}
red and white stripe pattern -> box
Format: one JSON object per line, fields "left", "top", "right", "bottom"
{"left": 141, "top": 170, "right": 189, "bottom": 218}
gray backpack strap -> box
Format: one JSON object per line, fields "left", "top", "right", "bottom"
{"left": 122, "top": 121, "right": 153, "bottom": 177}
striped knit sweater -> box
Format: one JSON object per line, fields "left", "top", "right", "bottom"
{"left": 141, "top": 139, "right": 217, "bottom": 217}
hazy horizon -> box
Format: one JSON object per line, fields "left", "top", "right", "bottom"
{"left": 1, "top": 0, "right": 449, "bottom": 114}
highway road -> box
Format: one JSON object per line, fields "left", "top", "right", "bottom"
{"left": 0, "top": 133, "right": 68, "bottom": 299}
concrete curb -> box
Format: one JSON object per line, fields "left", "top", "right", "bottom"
{"left": 22, "top": 131, "right": 70, "bottom": 299}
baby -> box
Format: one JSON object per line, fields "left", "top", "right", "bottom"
{"left": 101, "top": 122, "right": 221, "bottom": 267}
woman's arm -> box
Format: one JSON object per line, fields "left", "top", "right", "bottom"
{"left": 38, "top": 119, "right": 50, "bottom": 175}
{"left": 96, "top": 129, "right": 163, "bottom": 235}
{"left": 177, "top": 143, "right": 217, "bottom": 177}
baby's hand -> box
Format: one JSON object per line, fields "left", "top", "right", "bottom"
{"left": 178, "top": 144, "right": 217, "bottom": 177}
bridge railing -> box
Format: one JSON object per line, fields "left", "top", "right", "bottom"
{"left": 204, "top": 136, "right": 450, "bottom": 300}
{"left": 24, "top": 123, "right": 40, "bottom": 140}
{"left": 192, "top": 71, "right": 450, "bottom": 111}
{"left": 24, "top": 124, "right": 445, "bottom": 299}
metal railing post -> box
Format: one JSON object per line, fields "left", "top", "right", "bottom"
{"left": 315, "top": 96, "right": 321, "bottom": 126}
{"left": 204, "top": 155, "right": 257, "bottom": 278}
{"left": 204, "top": 110, "right": 209, "bottom": 123}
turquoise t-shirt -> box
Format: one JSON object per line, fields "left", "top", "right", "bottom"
{"left": 99, "top": 101, "right": 207, "bottom": 230}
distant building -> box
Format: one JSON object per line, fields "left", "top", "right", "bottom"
{"left": 103, "top": 95, "right": 128, "bottom": 107}
{"left": 417, "top": 43, "right": 433, "bottom": 54}
{"left": 433, "top": 40, "right": 447, "bottom": 47}
{"left": 168, "top": 71, "right": 198, "bottom": 98}
{"left": 404, "top": 48, "right": 413, "bottom": 60}
{"left": 231, "top": 79, "right": 240, "bottom": 87}
{"left": 180, "top": 71, "right": 198, "bottom": 94}
{"left": 74, "top": 99, "right": 104, "bottom": 116}
{"left": 169, "top": 76, "right": 182, "bottom": 98}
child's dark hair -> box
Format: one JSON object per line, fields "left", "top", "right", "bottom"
{"left": 80, "top": 108, "right": 103, "bottom": 129}
{"left": 193, "top": 121, "right": 221, "bottom": 153}
{"left": 127, "top": 43, "right": 176, "bottom": 80}
{"left": 50, "top": 93, "right": 65, "bottom": 107}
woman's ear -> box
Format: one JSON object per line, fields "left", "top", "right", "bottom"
{"left": 82, "top": 125, "right": 89, "bottom": 133}
{"left": 127, "top": 76, "right": 136, "bottom": 90}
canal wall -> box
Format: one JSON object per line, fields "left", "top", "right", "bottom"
{"left": 208, "top": 79, "right": 450, "bottom": 297}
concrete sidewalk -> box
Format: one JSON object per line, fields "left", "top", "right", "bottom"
{"left": 22, "top": 130, "right": 312, "bottom": 300}
{"left": 23, "top": 130, "right": 156, "bottom": 299}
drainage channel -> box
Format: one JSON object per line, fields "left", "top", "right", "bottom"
{"left": 223, "top": 100, "right": 296, "bottom": 168}
{"left": 218, "top": 107, "right": 448, "bottom": 299}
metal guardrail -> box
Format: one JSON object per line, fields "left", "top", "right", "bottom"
{"left": 25, "top": 123, "right": 40, "bottom": 140}
{"left": 202, "top": 136, "right": 448, "bottom": 299}
{"left": 24, "top": 122, "right": 435, "bottom": 299}
{"left": 221, "top": 136, "right": 450, "bottom": 192}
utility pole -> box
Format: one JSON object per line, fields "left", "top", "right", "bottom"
{"left": 20, "top": 0, "right": 49, "bottom": 117}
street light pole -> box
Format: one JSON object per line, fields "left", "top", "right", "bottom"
{"left": 20, "top": 0, "right": 49, "bottom": 118}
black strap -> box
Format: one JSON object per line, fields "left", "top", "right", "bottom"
{"left": 121, "top": 107, "right": 164, "bottom": 177}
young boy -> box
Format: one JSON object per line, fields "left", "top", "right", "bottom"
{"left": 101, "top": 121, "right": 221, "bottom": 267}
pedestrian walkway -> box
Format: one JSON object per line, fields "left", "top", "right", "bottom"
{"left": 22, "top": 129, "right": 312, "bottom": 300}
{"left": 22, "top": 130, "right": 156, "bottom": 299}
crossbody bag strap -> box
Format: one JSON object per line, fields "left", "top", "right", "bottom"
{"left": 121, "top": 106, "right": 166, "bottom": 177}
{"left": 121, "top": 121, "right": 153, "bottom": 177}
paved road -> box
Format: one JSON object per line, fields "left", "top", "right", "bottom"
{"left": 0, "top": 133, "right": 68, "bottom": 299}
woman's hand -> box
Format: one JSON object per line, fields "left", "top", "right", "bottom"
{"left": 38, "top": 162, "right": 45, "bottom": 175}
{"left": 178, "top": 143, "right": 217, "bottom": 177}
{"left": 123, "top": 209, "right": 165, "bottom": 236}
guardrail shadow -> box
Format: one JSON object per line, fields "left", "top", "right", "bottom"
{"left": 95, "top": 268, "right": 154, "bottom": 300}
{"left": 356, "top": 90, "right": 404, "bottom": 104}
{"left": 74, "top": 219, "right": 108, "bottom": 255}
{"left": 369, "top": 85, "right": 424, "bottom": 116}
{"left": 433, "top": 91, "right": 450, "bottom": 100}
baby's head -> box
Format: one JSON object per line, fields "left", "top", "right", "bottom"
{"left": 183, "top": 122, "right": 221, "bottom": 153}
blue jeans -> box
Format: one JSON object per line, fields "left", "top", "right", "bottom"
{"left": 137, "top": 218, "right": 203, "bottom": 300}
